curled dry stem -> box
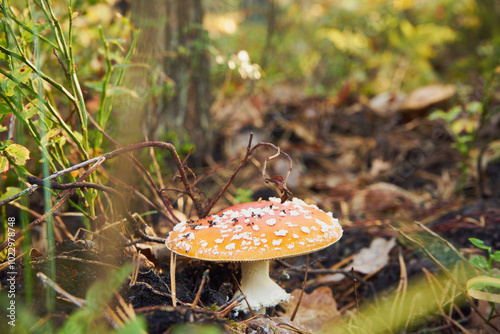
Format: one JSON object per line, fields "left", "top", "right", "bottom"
{"left": 202, "top": 133, "right": 293, "bottom": 216}
{"left": 261, "top": 145, "right": 293, "bottom": 203}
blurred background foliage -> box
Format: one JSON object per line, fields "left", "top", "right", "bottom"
{"left": 1, "top": 0, "right": 498, "bottom": 221}
{"left": 207, "top": 0, "right": 499, "bottom": 96}
{"left": 4, "top": 0, "right": 497, "bottom": 154}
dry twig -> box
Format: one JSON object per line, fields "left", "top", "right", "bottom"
{"left": 191, "top": 269, "right": 209, "bottom": 310}
{"left": 290, "top": 254, "right": 309, "bottom": 322}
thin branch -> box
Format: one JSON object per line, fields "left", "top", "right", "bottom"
{"left": 0, "top": 45, "right": 76, "bottom": 101}
{"left": 104, "top": 142, "right": 204, "bottom": 217}
{"left": 351, "top": 267, "right": 359, "bottom": 312}
{"left": 0, "top": 157, "right": 106, "bottom": 252}
{"left": 277, "top": 259, "right": 377, "bottom": 297}
{"left": 37, "top": 272, "right": 86, "bottom": 307}
{"left": 1, "top": 141, "right": 204, "bottom": 215}
{"left": 216, "top": 295, "right": 246, "bottom": 318}
{"left": 202, "top": 134, "right": 293, "bottom": 216}
{"left": 26, "top": 175, "right": 166, "bottom": 244}
{"left": 33, "top": 255, "right": 120, "bottom": 269}
{"left": 52, "top": 48, "right": 69, "bottom": 79}
{"left": 37, "top": 272, "right": 121, "bottom": 329}
{"left": 191, "top": 269, "right": 209, "bottom": 310}
{"left": 290, "top": 254, "right": 309, "bottom": 321}
{"left": 87, "top": 113, "right": 166, "bottom": 207}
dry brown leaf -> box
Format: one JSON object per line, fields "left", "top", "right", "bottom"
{"left": 213, "top": 95, "right": 266, "bottom": 136}
{"left": 468, "top": 300, "right": 500, "bottom": 334}
{"left": 269, "top": 84, "right": 306, "bottom": 105}
{"left": 350, "top": 182, "right": 421, "bottom": 217}
{"left": 279, "top": 286, "right": 342, "bottom": 332}
{"left": 368, "top": 158, "right": 392, "bottom": 178}
{"left": 288, "top": 120, "right": 317, "bottom": 145}
{"left": 351, "top": 237, "right": 396, "bottom": 274}
{"left": 399, "top": 84, "right": 456, "bottom": 110}
{"left": 369, "top": 91, "right": 406, "bottom": 117}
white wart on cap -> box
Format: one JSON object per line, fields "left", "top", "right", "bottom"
{"left": 166, "top": 197, "right": 343, "bottom": 313}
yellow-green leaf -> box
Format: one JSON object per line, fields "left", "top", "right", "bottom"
{"left": 0, "top": 155, "right": 9, "bottom": 173}
{"left": 4, "top": 143, "right": 30, "bottom": 165}
{"left": 1, "top": 76, "right": 17, "bottom": 97}
{"left": 467, "top": 276, "right": 500, "bottom": 303}
{"left": 0, "top": 187, "right": 21, "bottom": 201}
{"left": 41, "top": 128, "right": 62, "bottom": 146}
{"left": 22, "top": 99, "right": 41, "bottom": 120}
{"left": 12, "top": 65, "right": 32, "bottom": 84}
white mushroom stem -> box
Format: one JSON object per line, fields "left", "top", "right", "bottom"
{"left": 234, "top": 260, "right": 291, "bottom": 314}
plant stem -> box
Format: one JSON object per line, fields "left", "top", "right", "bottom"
{"left": 94, "top": 27, "right": 113, "bottom": 149}
{"left": 28, "top": 0, "right": 56, "bottom": 326}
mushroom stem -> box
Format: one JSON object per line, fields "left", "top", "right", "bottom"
{"left": 235, "top": 260, "right": 291, "bottom": 313}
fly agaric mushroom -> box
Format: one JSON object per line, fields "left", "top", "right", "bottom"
{"left": 165, "top": 197, "right": 342, "bottom": 314}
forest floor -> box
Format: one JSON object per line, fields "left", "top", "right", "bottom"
{"left": 2, "top": 83, "right": 500, "bottom": 333}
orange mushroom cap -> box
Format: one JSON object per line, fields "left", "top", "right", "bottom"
{"left": 166, "top": 197, "right": 343, "bottom": 261}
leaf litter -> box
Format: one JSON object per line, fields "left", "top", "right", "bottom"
{"left": 2, "top": 83, "right": 500, "bottom": 333}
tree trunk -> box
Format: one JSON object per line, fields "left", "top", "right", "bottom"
{"left": 163, "top": 0, "right": 212, "bottom": 159}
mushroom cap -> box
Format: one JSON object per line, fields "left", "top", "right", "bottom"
{"left": 166, "top": 197, "right": 343, "bottom": 262}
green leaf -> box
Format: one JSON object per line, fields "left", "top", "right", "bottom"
{"left": 428, "top": 110, "right": 447, "bottom": 121}
{"left": 467, "top": 276, "right": 500, "bottom": 303}
{"left": 0, "top": 155, "right": 9, "bottom": 173}
{"left": 41, "top": 128, "right": 62, "bottom": 146}
{"left": 22, "top": 99, "right": 42, "bottom": 120}
{"left": 235, "top": 188, "right": 253, "bottom": 204}
{"left": 469, "top": 238, "right": 490, "bottom": 250}
{"left": 115, "top": 317, "right": 148, "bottom": 334}
{"left": 11, "top": 65, "right": 32, "bottom": 84}
{"left": 85, "top": 264, "right": 133, "bottom": 312}
{"left": 83, "top": 81, "right": 104, "bottom": 92}
{"left": 4, "top": 143, "right": 30, "bottom": 165}
{"left": 0, "top": 187, "right": 21, "bottom": 201}
{"left": 1, "top": 75, "right": 17, "bottom": 97}
{"left": 469, "top": 255, "right": 488, "bottom": 269}
{"left": 0, "top": 101, "right": 13, "bottom": 115}
{"left": 467, "top": 101, "right": 482, "bottom": 115}
{"left": 447, "top": 106, "right": 462, "bottom": 122}
{"left": 107, "top": 86, "right": 139, "bottom": 99}
{"left": 492, "top": 251, "right": 500, "bottom": 262}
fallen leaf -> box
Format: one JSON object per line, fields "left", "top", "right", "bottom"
{"left": 351, "top": 237, "right": 397, "bottom": 274}
{"left": 399, "top": 84, "right": 456, "bottom": 111}
{"left": 468, "top": 300, "right": 500, "bottom": 334}
{"left": 369, "top": 91, "right": 405, "bottom": 117}
{"left": 279, "top": 286, "right": 342, "bottom": 332}
{"left": 269, "top": 84, "right": 305, "bottom": 105}
{"left": 213, "top": 95, "right": 266, "bottom": 136}
{"left": 350, "top": 182, "right": 421, "bottom": 217}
